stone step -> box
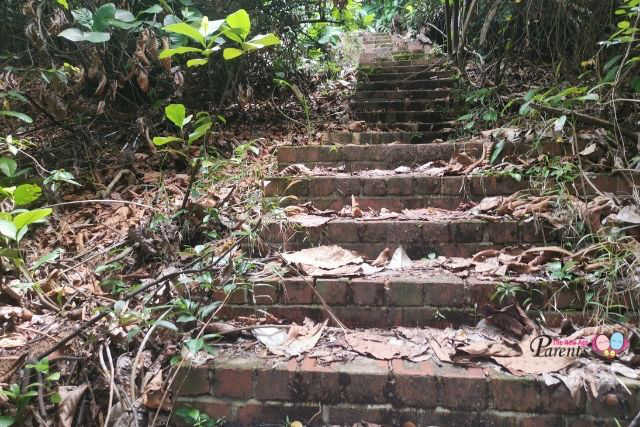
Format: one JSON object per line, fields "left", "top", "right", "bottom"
{"left": 361, "top": 70, "right": 454, "bottom": 81}
{"left": 260, "top": 218, "right": 554, "bottom": 260}
{"left": 361, "top": 58, "right": 432, "bottom": 67}
{"left": 276, "top": 141, "right": 578, "bottom": 172}
{"left": 354, "top": 110, "right": 457, "bottom": 124}
{"left": 361, "top": 33, "right": 392, "bottom": 41}
{"left": 358, "top": 78, "right": 457, "bottom": 91}
{"left": 350, "top": 98, "right": 452, "bottom": 112}
{"left": 320, "top": 130, "right": 452, "bottom": 145}
{"left": 353, "top": 88, "right": 452, "bottom": 101}
{"left": 264, "top": 173, "right": 630, "bottom": 211}
{"left": 360, "top": 63, "right": 449, "bottom": 74}
{"left": 362, "top": 121, "right": 458, "bottom": 132}
{"left": 174, "top": 348, "right": 639, "bottom": 427}
{"left": 217, "top": 273, "right": 604, "bottom": 329}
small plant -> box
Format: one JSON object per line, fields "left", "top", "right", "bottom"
{"left": 160, "top": 9, "right": 280, "bottom": 67}
{"left": 274, "top": 78, "right": 314, "bottom": 138}
{"left": 457, "top": 87, "right": 500, "bottom": 131}
{"left": 546, "top": 260, "right": 577, "bottom": 282}
{"left": 175, "top": 407, "right": 224, "bottom": 427}
{"left": 492, "top": 282, "right": 525, "bottom": 303}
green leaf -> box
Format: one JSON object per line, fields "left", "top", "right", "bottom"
{"left": 0, "top": 157, "right": 17, "bottom": 177}
{"left": 247, "top": 33, "right": 281, "bottom": 48}
{"left": 199, "top": 16, "right": 224, "bottom": 37}
{"left": 225, "top": 9, "right": 251, "bottom": 40}
{"left": 490, "top": 140, "right": 506, "bottom": 165}
{"left": 13, "top": 208, "right": 52, "bottom": 230}
{"left": 56, "top": 0, "right": 68, "bottom": 9}
{"left": 163, "top": 22, "right": 206, "bottom": 47}
{"left": 158, "top": 46, "right": 202, "bottom": 59}
{"left": 577, "top": 93, "right": 599, "bottom": 101}
{"left": 155, "top": 320, "right": 178, "bottom": 331}
{"left": 519, "top": 101, "right": 532, "bottom": 115}
{"left": 115, "top": 10, "right": 135, "bottom": 22}
{"left": 223, "top": 47, "right": 245, "bottom": 60}
{"left": 0, "top": 415, "right": 15, "bottom": 427}
{"left": 482, "top": 109, "right": 498, "bottom": 122}
{"left": 188, "top": 122, "right": 212, "bottom": 144}
{"left": 13, "top": 184, "right": 42, "bottom": 205}
{"left": 0, "top": 248, "right": 20, "bottom": 258}
{"left": 93, "top": 3, "right": 117, "bottom": 32}
{"left": 85, "top": 31, "right": 111, "bottom": 43}
{"left": 186, "top": 58, "right": 209, "bottom": 67}
{"left": 30, "top": 248, "right": 63, "bottom": 270}
{"left": 618, "top": 20, "right": 631, "bottom": 30}
{"left": 0, "top": 110, "right": 33, "bottom": 123}
{"left": 46, "top": 372, "right": 61, "bottom": 381}
{"left": 152, "top": 136, "right": 183, "bottom": 146}
{"left": 554, "top": 115, "right": 567, "bottom": 132}
{"left": 140, "top": 5, "right": 163, "bottom": 15}
{"left": 0, "top": 219, "right": 17, "bottom": 240}
{"left": 631, "top": 76, "right": 640, "bottom": 93}
{"left": 165, "top": 104, "right": 186, "bottom": 129}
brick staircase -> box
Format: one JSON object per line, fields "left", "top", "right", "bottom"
{"left": 175, "top": 33, "right": 639, "bottom": 426}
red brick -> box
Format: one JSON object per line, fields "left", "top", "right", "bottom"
{"left": 277, "top": 146, "right": 298, "bottom": 163}
{"left": 315, "top": 279, "right": 348, "bottom": 305}
{"left": 361, "top": 222, "right": 389, "bottom": 242}
{"left": 251, "top": 281, "right": 279, "bottom": 305}
{"left": 255, "top": 359, "right": 297, "bottom": 401}
{"left": 350, "top": 279, "right": 386, "bottom": 306}
{"left": 173, "top": 398, "right": 231, "bottom": 423}
{"left": 421, "top": 222, "right": 450, "bottom": 243}
{"left": 172, "top": 365, "right": 210, "bottom": 396}
{"left": 490, "top": 373, "right": 540, "bottom": 412}
{"left": 539, "top": 382, "right": 585, "bottom": 414}
{"left": 327, "top": 221, "right": 360, "bottom": 243}
{"left": 236, "top": 401, "right": 319, "bottom": 425}
{"left": 341, "top": 145, "right": 368, "bottom": 161}
{"left": 212, "top": 360, "right": 255, "bottom": 399}
{"left": 436, "top": 365, "right": 488, "bottom": 410}
{"left": 450, "top": 220, "right": 486, "bottom": 243}
{"left": 386, "top": 177, "right": 414, "bottom": 196}
{"left": 388, "top": 280, "right": 423, "bottom": 306}
{"left": 336, "top": 358, "right": 390, "bottom": 404}
{"left": 392, "top": 359, "right": 438, "bottom": 407}
{"left": 281, "top": 279, "right": 314, "bottom": 304}
{"left": 413, "top": 177, "right": 442, "bottom": 197}
{"left": 441, "top": 176, "right": 467, "bottom": 195}
{"left": 363, "top": 177, "right": 387, "bottom": 196}
{"left": 486, "top": 221, "right": 519, "bottom": 243}
{"left": 402, "top": 307, "right": 438, "bottom": 327}
{"left": 309, "top": 176, "right": 336, "bottom": 197}
{"left": 212, "top": 286, "right": 246, "bottom": 304}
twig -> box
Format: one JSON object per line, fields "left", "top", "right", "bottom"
{"left": 180, "top": 158, "right": 202, "bottom": 211}
{"left": 278, "top": 254, "right": 347, "bottom": 330}
{"left": 42, "top": 199, "right": 158, "bottom": 211}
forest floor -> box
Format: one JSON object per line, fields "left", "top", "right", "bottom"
{"left": 1, "top": 31, "right": 640, "bottom": 426}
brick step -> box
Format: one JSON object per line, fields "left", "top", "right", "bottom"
{"left": 353, "top": 88, "right": 452, "bottom": 100}
{"left": 361, "top": 70, "right": 454, "bottom": 81}
{"left": 174, "top": 350, "right": 638, "bottom": 427}
{"left": 264, "top": 174, "right": 631, "bottom": 211}
{"left": 362, "top": 58, "right": 432, "bottom": 66}
{"left": 320, "top": 130, "right": 452, "bottom": 145}
{"left": 358, "top": 78, "right": 457, "bottom": 91}
{"left": 368, "top": 121, "right": 458, "bottom": 132}
{"left": 360, "top": 64, "right": 450, "bottom": 74}
{"left": 354, "top": 110, "right": 458, "bottom": 124}
{"left": 361, "top": 33, "right": 392, "bottom": 41}
{"left": 218, "top": 273, "right": 610, "bottom": 329}
{"left": 277, "top": 141, "right": 577, "bottom": 172}
{"left": 260, "top": 218, "right": 553, "bottom": 260}
{"left": 350, "top": 98, "right": 452, "bottom": 112}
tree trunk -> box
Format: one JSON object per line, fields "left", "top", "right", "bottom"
{"left": 452, "top": 0, "right": 460, "bottom": 55}
{"left": 444, "top": 0, "right": 452, "bottom": 56}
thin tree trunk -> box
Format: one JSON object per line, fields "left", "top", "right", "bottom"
{"left": 457, "top": 0, "right": 479, "bottom": 67}
{"left": 452, "top": 0, "right": 460, "bottom": 55}
{"left": 444, "top": 0, "right": 452, "bottom": 56}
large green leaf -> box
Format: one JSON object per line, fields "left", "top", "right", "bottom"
{"left": 223, "top": 47, "right": 245, "bottom": 60}
{"left": 247, "top": 33, "right": 281, "bottom": 48}
{"left": 225, "top": 9, "right": 251, "bottom": 40}
{"left": 0, "top": 110, "right": 33, "bottom": 123}
{"left": 0, "top": 219, "right": 17, "bottom": 240}
{"left": 186, "top": 58, "right": 208, "bottom": 67}
{"left": 93, "top": 3, "right": 117, "bottom": 32}
{"left": 0, "top": 157, "right": 17, "bottom": 177}
{"left": 165, "top": 104, "right": 187, "bottom": 129}
{"left": 152, "top": 136, "right": 183, "bottom": 146}
{"left": 13, "top": 184, "right": 42, "bottom": 205}
{"left": 164, "top": 22, "right": 206, "bottom": 47}
{"left": 188, "top": 122, "right": 212, "bottom": 144}
{"left": 158, "top": 46, "right": 202, "bottom": 59}
{"left": 13, "top": 208, "right": 52, "bottom": 230}
{"left": 59, "top": 28, "right": 111, "bottom": 43}
{"left": 199, "top": 17, "right": 224, "bottom": 38}
{"left": 139, "top": 5, "right": 163, "bottom": 15}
